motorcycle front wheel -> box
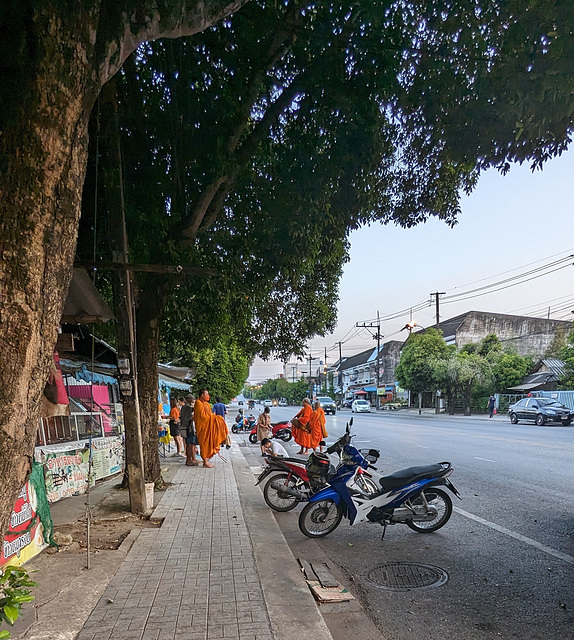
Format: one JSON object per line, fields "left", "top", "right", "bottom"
{"left": 406, "top": 487, "right": 452, "bottom": 533}
{"left": 263, "top": 472, "right": 302, "bottom": 512}
{"left": 248, "top": 433, "right": 258, "bottom": 444}
{"left": 299, "top": 499, "right": 343, "bottom": 538}
{"left": 277, "top": 430, "right": 293, "bottom": 442}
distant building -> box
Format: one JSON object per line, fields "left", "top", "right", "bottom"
{"left": 333, "top": 341, "right": 403, "bottom": 404}
{"left": 420, "top": 311, "right": 571, "bottom": 357}
{"left": 507, "top": 358, "right": 566, "bottom": 393}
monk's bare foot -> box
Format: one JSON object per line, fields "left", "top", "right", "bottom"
{"left": 203, "top": 461, "right": 214, "bottom": 468}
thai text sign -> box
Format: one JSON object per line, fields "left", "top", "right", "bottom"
{"left": 1, "top": 482, "right": 47, "bottom": 567}
{"left": 44, "top": 447, "right": 89, "bottom": 503}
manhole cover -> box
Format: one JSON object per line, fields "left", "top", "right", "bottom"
{"left": 363, "top": 562, "right": 448, "bottom": 591}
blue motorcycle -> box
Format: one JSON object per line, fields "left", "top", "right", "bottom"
{"left": 298, "top": 421, "right": 461, "bottom": 539}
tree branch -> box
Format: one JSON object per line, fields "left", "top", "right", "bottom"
{"left": 100, "top": 0, "right": 250, "bottom": 82}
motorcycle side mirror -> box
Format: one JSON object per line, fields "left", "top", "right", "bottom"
{"left": 368, "top": 449, "right": 380, "bottom": 459}
{"left": 349, "top": 418, "right": 353, "bottom": 427}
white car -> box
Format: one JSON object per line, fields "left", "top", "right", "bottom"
{"left": 351, "top": 399, "right": 371, "bottom": 413}
{"left": 263, "top": 399, "right": 273, "bottom": 407}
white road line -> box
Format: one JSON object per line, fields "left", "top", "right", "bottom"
{"left": 354, "top": 440, "right": 371, "bottom": 443}
{"left": 473, "top": 456, "right": 497, "bottom": 462}
{"left": 454, "top": 507, "right": 574, "bottom": 566}
{"left": 416, "top": 445, "right": 429, "bottom": 449}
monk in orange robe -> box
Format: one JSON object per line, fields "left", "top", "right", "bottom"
{"left": 293, "top": 398, "right": 312, "bottom": 454}
{"left": 193, "top": 389, "right": 229, "bottom": 468}
{"left": 309, "top": 400, "right": 326, "bottom": 451}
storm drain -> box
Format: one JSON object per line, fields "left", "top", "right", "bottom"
{"left": 363, "top": 562, "right": 448, "bottom": 591}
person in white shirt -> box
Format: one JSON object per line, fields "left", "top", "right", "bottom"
{"left": 261, "top": 438, "right": 288, "bottom": 458}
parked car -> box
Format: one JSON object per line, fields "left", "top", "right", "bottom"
{"left": 278, "top": 399, "right": 287, "bottom": 406}
{"left": 351, "top": 399, "right": 371, "bottom": 413}
{"left": 508, "top": 397, "right": 573, "bottom": 426}
{"left": 316, "top": 396, "right": 336, "bottom": 415}
{"left": 263, "top": 399, "right": 273, "bottom": 407}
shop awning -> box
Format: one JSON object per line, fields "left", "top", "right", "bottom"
{"left": 61, "top": 268, "right": 114, "bottom": 324}
{"left": 352, "top": 389, "right": 368, "bottom": 395}
{"left": 507, "top": 382, "right": 544, "bottom": 391}
{"left": 159, "top": 375, "right": 191, "bottom": 392}
{"left": 364, "top": 386, "right": 377, "bottom": 392}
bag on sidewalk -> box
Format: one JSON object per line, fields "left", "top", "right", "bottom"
{"left": 493, "top": 408, "right": 497, "bottom": 415}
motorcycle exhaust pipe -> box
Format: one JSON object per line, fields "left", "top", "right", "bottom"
{"left": 270, "top": 480, "right": 305, "bottom": 500}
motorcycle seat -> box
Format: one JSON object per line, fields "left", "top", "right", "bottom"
{"left": 267, "top": 456, "right": 306, "bottom": 466}
{"left": 379, "top": 464, "right": 447, "bottom": 491}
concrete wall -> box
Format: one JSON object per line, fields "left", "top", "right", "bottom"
{"left": 379, "top": 341, "right": 403, "bottom": 385}
{"left": 456, "top": 312, "right": 571, "bottom": 357}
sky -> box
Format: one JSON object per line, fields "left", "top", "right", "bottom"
{"left": 248, "top": 147, "right": 574, "bottom": 383}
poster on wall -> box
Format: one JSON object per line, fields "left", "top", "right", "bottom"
{"left": 43, "top": 447, "right": 90, "bottom": 503}
{"left": 91, "top": 436, "right": 124, "bottom": 481}
{"left": 1, "top": 466, "right": 51, "bottom": 567}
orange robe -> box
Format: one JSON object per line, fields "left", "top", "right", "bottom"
{"left": 309, "top": 407, "right": 326, "bottom": 450}
{"left": 193, "top": 399, "right": 228, "bottom": 461}
{"left": 294, "top": 404, "right": 312, "bottom": 449}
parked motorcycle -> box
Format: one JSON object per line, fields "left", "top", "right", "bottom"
{"left": 255, "top": 422, "right": 380, "bottom": 512}
{"left": 298, "top": 423, "right": 461, "bottom": 539}
{"left": 248, "top": 420, "right": 292, "bottom": 444}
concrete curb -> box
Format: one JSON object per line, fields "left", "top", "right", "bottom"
{"left": 231, "top": 444, "right": 334, "bottom": 640}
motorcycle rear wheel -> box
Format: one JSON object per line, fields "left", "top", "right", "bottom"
{"left": 299, "top": 499, "right": 343, "bottom": 538}
{"left": 406, "top": 487, "right": 452, "bottom": 533}
{"left": 278, "top": 430, "right": 292, "bottom": 442}
{"left": 263, "top": 472, "right": 302, "bottom": 512}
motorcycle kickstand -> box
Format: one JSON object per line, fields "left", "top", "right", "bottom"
{"left": 380, "top": 523, "right": 388, "bottom": 541}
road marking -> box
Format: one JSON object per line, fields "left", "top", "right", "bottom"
{"left": 473, "top": 456, "right": 497, "bottom": 462}
{"left": 454, "top": 507, "right": 574, "bottom": 566}
{"left": 416, "top": 445, "right": 429, "bottom": 448}
{"left": 354, "top": 440, "right": 371, "bottom": 443}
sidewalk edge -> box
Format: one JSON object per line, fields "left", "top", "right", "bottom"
{"left": 231, "top": 444, "right": 334, "bottom": 640}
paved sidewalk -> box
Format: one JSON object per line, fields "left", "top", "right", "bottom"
{"left": 75, "top": 442, "right": 333, "bottom": 640}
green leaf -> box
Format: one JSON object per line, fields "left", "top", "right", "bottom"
{"left": 0, "top": 630, "right": 11, "bottom": 639}
{"left": 3, "top": 604, "right": 19, "bottom": 625}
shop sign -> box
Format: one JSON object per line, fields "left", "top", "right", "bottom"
{"left": 44, "top": 448, "right": 89, "bottom": 503}
{"left": 1, "top": 482, "right": 47, "bottom": 567}
{"left": 91, "top": 436, "right": 124, "bottom": 480}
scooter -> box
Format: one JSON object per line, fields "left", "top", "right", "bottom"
{"left": 298, "top": 422, "right": 461, "bottom": 539}
{"left": 255, "top": 422, "right": 380, "bottom": 512}
{"left": 231, "top": 412, "right": 256, "bottom": 434}
{"left": 248, "top": 420, "right": 292, "bottom": 444}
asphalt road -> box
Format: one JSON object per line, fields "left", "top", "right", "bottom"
{"left": 257, "top": 406, "right": 574, "bottom": 640}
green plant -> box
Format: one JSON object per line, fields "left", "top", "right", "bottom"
{"left": 0, "top": 565, "right": 37, "bottom": 638}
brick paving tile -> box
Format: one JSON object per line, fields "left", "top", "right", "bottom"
{"left": 75, "top": 451, "right": 274, "bottom": 640}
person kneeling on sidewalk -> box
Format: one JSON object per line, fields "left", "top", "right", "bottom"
{"left": 261, "top": 437, "right": 288, "bottom": 458}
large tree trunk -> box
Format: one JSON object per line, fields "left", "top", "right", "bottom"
{"left": 136, "top": 276, "right": 167, "bottom": 485}
{"left": 0, "top": 0, "right": 247, "bottom": 545}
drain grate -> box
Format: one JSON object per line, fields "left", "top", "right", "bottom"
{"left": 363, "top": 562, "right": 448, "bottom": 591}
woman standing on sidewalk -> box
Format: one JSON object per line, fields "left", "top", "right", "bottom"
{"left": 194, "top": 389, "right": 229, "bottom": 467}
{"left": 256, "top": 406, "right": 272, "bottom": 455}
{"left": 168, "top": 398, "right": 184, "bottom": 457}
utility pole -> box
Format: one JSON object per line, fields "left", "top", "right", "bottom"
{"left": 337, "top": 342, "right": 343, "bottom": 391}
{"left": 101, "top": 81, "right": 147, "bottom": 516}
{"left": 308, "top": 349, "right": 313, "bottom": 399}
{"left": 430, "top": 291, "right": 446, "bottom": 329}
{"left": 324, "top": 347, "right": 328, "bottom": 394}
{"left": 430, "top": 291, "right": 445, "bottom": 414}
{"left": 356, "top": 313, "right": 383, "bottom": 409}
